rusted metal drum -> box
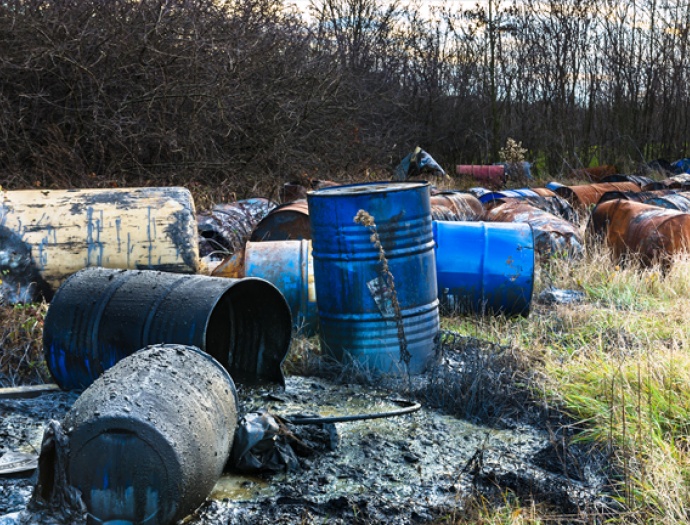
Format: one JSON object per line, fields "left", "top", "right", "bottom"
{"left": 484, "top": 201, "right": 584, "bottom": 260}
{"left": 62, "top": 344, "right": 238, "bottom": 525}
{"left": 589, "top": 199, "right": 690, "bottom": 266}
{"left": 433, "top": 221, "right": 534, "bottom": 316}
{"left": 484, "top": 195, "right": 578, "bottom": 223}
{"left": 250, "top": 200, "right": 311, "bottom": 241}
{"left": 43, "top": 268, "right": 292, "bottom": 390}
{"left": 307, "top": 182, "right": 439, "bottom": 375}
{"left": 197, "top": 198, "right": 275, "bottom": 258}
{"left": 0, "top": 187, "right": 199, "bottom": 303}
{"left": 597, "top": 190, "right": 674, "bottom": 205}
{"left": 429, "top": 192, "right": 483, "bottom": 221}
{"left": 554, "top": 182, "right": 641, "bottom": 208}
{"left": 212, "top": 240, "right": 318, "bottom": 335}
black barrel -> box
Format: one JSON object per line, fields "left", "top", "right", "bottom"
{"left": 44, "top": 268, "right": 292, "bottom": 390}
{"left": 61, "top": 344, "right": 238, "bottom": 525}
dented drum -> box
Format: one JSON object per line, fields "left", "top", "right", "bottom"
{"left": 43, "top": 268, "right": 292, "bottom": 389}
{"left": 307, "top": 182, "right": 439, "bottom": 375}
{"left": 61, "top": 344, "right": 238, "bottom": 525}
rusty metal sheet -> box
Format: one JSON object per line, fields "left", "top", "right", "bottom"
{"left": 554, "top": 182, "right": 641, "bottom": 209}
{"left": 430, "top": 192, "right": 483, "bottom": 221}
{"left": 483, "top": 202, "right": 583, "bottom": 260}
{"left": 250, "top": 200, "right": 311, "bottom": 241}
{"left": 589, "top": 199, "right": 690, "bottom": 267}
{"left": 0, "top": 187, "right": 199, "bottom": 302}
{"left": 198, "top": 198, "right": 275, "bottom": 259}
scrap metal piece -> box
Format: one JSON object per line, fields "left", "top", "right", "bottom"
{"left": 198, "top": 198, "right": 276, "bottom": 259}
{"left": 484, "top": 202, "right": 584, "bottom": 260}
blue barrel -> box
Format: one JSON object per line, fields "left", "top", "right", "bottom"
{"left": 307, "top": 182, "right": 439, "bottom": 375}
{"left": 433, "top": 221, "right": 535, "bottom": 317}
{"left": 478, "top": 188, "right": 541, "bottom": 204}
{"left": 243, "top": 240, "right": 318, "bottom": 336}
{"left": 546, "top": 181, "right": 566, "bottom": 191}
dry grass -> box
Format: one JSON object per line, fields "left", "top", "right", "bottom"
{"left": 0, "top": 302, "right": 49, "bottom": 387}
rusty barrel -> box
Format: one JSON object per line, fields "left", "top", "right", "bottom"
{"left": 554, "top": 182, "right": 641, "bottom": 208}
{"left": 456, "top": 165, "right": 505, "bottom": 187}
{"left": 213, "top": 240, "right": 318, "bottom": 335}
{"left": 60, "top": 344, "right": 238, "bottom": 525}
{"left": 478, "top": 188, "right": 541, "bottom": 204}
{"left": 433, "top": 221, "right": 535, "bottom": 317}
{"left": 307, "top": 182, "right": 439, "bottom": 375}
{"left": 429, "top": 192, "right": 483, "bottom": 221}
{"left": 43, "top": 268, "right": 292, "bottom": 390}
{"left": 250, "top": 200, "right": 311, "bottom": 241}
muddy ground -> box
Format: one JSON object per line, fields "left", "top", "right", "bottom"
{"left": 0, "top": 332, "right": 616, "bottom": 524}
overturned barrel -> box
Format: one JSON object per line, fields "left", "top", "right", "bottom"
{"left": 433, "top": 221, "right": 535, "bottom": 317}
{"left": 59, "top": 344, "right": 238, "bottom": 525}
{"left": 212, "top": 240, "right": 318, "bottom": 335}
{"left": 43, "top": 268, "right": 292, "bottom": 390}
{"left": 307, "top": 182, "right": 439, "bottom": 375}
{"left": 250, "top": 200, "right": 311, "bottom": 241}
{"left": 0, "top": 187, "right": 199, "bottom": 303}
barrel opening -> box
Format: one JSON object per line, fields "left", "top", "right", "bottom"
{"left": 209, "top": 279, "right": 291, "bottom": 386}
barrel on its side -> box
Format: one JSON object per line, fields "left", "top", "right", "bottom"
{"left": 212, "top": 240, "right": 318, "bottom": 335}
{"left": 43, "top": 268, "right": 292, "bottom": 390}
{"left": 250, "top": 200, "right": 311, "bottom": 241}
{"left": 433, "top": 221, "right": 535, "bottom": 317}
{"left": 308, "top": 182, "right": 439, "bottom": 375}
{"left": 60, "top": 344, "right": 238, "bottom": 525}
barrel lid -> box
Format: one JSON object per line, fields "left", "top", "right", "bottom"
{"left": 308, "top": 181, "right": 429, "bottom": 196}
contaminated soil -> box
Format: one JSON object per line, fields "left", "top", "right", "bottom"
{"left": 0, "top": 334, "right": 616, "bottom": 525}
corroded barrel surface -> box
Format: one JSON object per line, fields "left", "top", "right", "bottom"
{"left": 63, "top": 344, "right": 238, "bottom": 525}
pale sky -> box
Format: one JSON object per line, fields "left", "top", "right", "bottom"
{"left": 290, "top": 0, "right": 483, "bottom": 18}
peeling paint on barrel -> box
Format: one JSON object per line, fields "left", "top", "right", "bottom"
{"left": 0, "top": 187, "right": 199, "bottom": 292}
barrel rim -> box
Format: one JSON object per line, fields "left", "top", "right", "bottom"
{"left": 308, "top": 181, "right": 430, "bottom": 197}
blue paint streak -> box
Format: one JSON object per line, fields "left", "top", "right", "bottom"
{"left": 115, "top": 218, "right": 122, "bottom": 253}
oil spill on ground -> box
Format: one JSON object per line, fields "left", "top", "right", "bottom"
{"left": 0, "top": 373, "right": 612, "bottom": 524}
